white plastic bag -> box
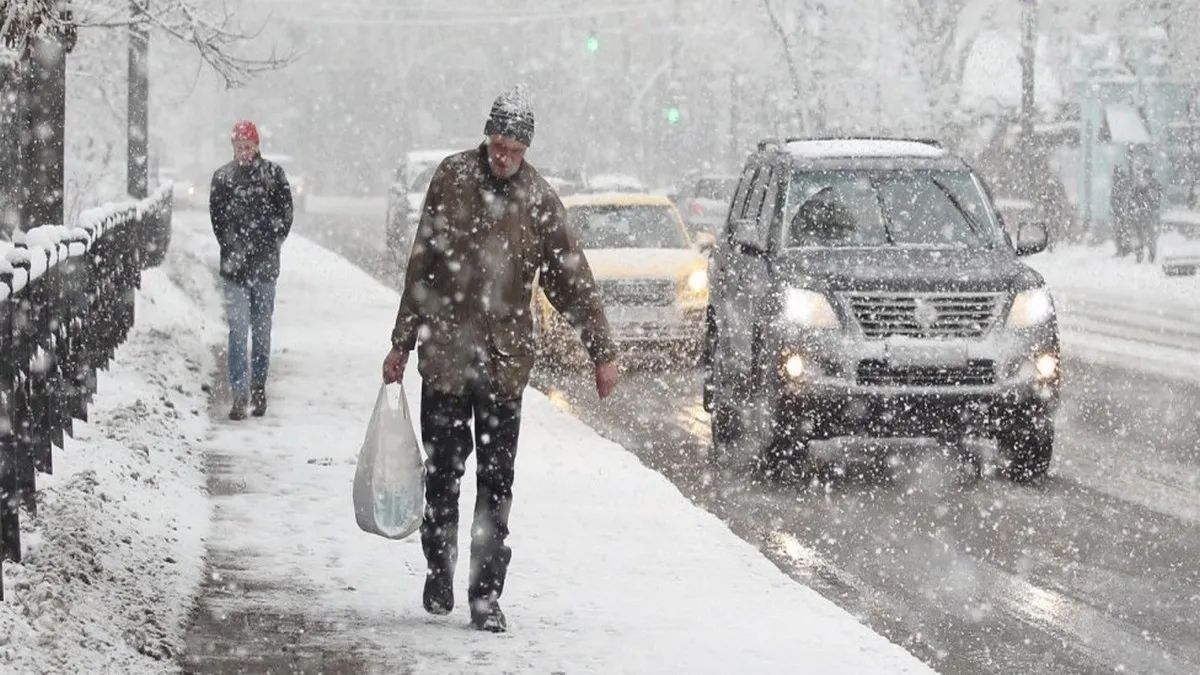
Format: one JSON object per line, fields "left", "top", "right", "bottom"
{"left": 353, "top": 383, "right": 424, "bottom": 539}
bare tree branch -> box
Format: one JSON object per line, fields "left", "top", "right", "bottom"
{"left": 760, "top": 0, "right": 813, "bottom": 135}
{"left": 4, "top": 0, "right": 293, "bottom": 87}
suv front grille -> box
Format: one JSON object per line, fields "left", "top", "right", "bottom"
{"left": 843, "top": 293, "right": 1003, "bottom": 339}
{"left": 857, "top": 359, "right": 996, "bottom": 387}
{"left": 599, "top": 279, "right": 674, "bottom": 307}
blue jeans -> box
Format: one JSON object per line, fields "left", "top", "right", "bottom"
{"left": 223, "top": 280, "right": 277, "bottom": 399}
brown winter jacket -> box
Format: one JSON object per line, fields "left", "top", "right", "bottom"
{"left": 390, "top": 145, "right": 616, "bottom": 399}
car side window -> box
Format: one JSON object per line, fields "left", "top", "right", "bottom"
{"left": 758, "top": 169, "right": 780, "bottom": 247}
{"left": 730, "top": 167, "right": 757, "bottom": 221}
{"left": 741, "top": 166, "right": 774, "bottom": 248}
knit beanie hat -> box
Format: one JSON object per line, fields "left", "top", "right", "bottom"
{"left": 483, "top": 85, "right": 535, "bottom": 146}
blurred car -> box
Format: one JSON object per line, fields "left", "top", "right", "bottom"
{"left": 535, "top": 193, "right": 709, "bottom": 361}
{"left": 585, "top": 173, "right": 646, "bottom": 194}
{"left": 154, "top": 167, "right": 202, "bottom": 209}
{"left": 386, "top": 148, "right": 457, "bottom": 264}
{"left": 674, "top": 174, "right": 738, "bottom": 238}
{"left": 262, "top": 153, "right": 308, "bottom": 214}
{"left": 541, "top": 166, "right": 588, "bottom": 196}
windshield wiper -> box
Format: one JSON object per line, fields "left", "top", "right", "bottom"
{"left": 929, "top": 176, "right": 991, "bottom": 248}
{"left": 867, "top": 177, "right": 897, "bottom": 246}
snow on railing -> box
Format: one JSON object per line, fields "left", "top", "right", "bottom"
{"left": 0, "top": 185, "right": 174, "bottom": 600}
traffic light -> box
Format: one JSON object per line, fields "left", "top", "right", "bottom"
{"left": 585, "top": 34, "right": 600, "bottom": 54}
{"left": 664, "top": 105, "right": 682, "bottom": 125}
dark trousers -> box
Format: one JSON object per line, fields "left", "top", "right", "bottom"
{"left": 420, "top": 382, "right": 522, "bottom": 604}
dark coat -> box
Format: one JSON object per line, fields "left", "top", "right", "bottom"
{"left": 391, "top": 145, "right": 616, "bottom": 399}
{"left": 209, "top": 156, "right": 293, "bottom": 282}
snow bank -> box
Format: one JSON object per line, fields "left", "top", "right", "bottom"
{"left": 0, "top": 260, "right": 213, "bottom": 671}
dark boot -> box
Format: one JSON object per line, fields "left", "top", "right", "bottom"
{"left": 423, "top": 570, "right": 454, "bottom": 615}
{"left": 469, "top": 597, "right": 507, "bottom": 633}
{"left": 229, "top": 394, "right": 248, "bottom": 421}
{"left": 251, "top": 387, "right": 267, "bottom": 417}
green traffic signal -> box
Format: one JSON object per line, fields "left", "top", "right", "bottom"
{"left": 585, "top": 35, "right": 600, "bottom": 54}
{"left": 664, "top": 105, "right": 682, "bottom": 125}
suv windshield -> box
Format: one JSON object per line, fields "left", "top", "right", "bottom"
{"left": 786, "top": 169, "right": 999, "bottom": 249}
{"left": 569, "top": 205, "right": 690, "bottom": 249}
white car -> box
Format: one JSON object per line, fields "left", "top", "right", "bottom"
{"left": 585, "top": 173, "right": 647, "bottom": 194}
{"left": 386, "top": 148, "right": 458, "bottom": 263}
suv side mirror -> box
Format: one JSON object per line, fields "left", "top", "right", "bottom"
{"left": 1015, "top": 221, "right": 1048, "bottom": 257}
{"left": 694, "top": 231, "right": 716, "bottom": 253}
{"left": 729, "top": 218, "right": 766, "bottom": 256}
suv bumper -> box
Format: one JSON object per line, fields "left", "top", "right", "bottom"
{"left": 768, "top": 326, "right": 1060, "bottom": 439}
{"left": 777, "top": 381, "right": 1056, "bottom": 439}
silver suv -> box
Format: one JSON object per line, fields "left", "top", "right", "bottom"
{"left": 703, "top": 138, "right": 1060, "bottom": 480}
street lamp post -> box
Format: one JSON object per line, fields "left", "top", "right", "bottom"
{"left": 1019, "top": 0, "right": 1038, "bottom": 195}
{"left": 128, "top": 1, "right": 150, "bottom": 199}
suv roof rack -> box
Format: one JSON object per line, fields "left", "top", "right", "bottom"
{"left": 783, "top": 135, "right": 944, "bottom": 148}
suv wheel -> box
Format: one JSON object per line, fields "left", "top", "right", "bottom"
{"left": 710, "top": 393, "right": 806, "bottom": 477}
{"left": 998, "top": 406, "right": 1054, "bottom": 481}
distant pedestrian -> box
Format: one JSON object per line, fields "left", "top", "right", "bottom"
{"left": 1111, "top": 152, "right": 1134, "bottom": 257}
{"left": 381, "top": 86, "right": 619, "bottom": 632}
{"left": 1128, "top": 149, "right": 1163, "bottom": 263}
{"left": 209, "top": 120, "right": 294, "bottom": 420}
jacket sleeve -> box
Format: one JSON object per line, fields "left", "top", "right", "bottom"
{"left": 390, "top": 162, "right": 446, "bottom": 351}
{"left": 270, "top": 165, "right": 294, "bottom": 242}
{"left": 209, "top": 170, "right": 230, "bottom": 245}
{"left": 538, "top": 194, "right": 618, "bottom": 365}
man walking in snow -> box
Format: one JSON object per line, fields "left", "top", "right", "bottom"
{"left": 209, "top": 120, "right": 294, "bottom": 420}
{"left": 381, "top": 86, "right": 619, "bottom": 632}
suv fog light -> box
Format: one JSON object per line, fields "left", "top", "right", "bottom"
{"left": 784, "top": 354, "right": 806, "bottom": 379}
{"left": 1035, "top": 354, "right": 1058, "bottom": 380}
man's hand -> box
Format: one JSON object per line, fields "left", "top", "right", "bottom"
{"left": 595, "top": 361, "right": 619, "bottom": 399}
{"left": 382, "top": 347, "right": 408, "bottom": 384}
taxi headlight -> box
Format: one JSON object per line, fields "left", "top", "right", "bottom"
{"left": 783, "top": 288, "right": 840, "bottom": 328}
{"left": 1006, "top": 288, "right": 1055, "bottom": 329}
{"left": 686, "top": 269, "right": 708, "bottom": 293}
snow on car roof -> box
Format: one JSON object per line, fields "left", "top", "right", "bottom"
{"left": 785, "top": 139, "right": 947, "bottom": 160}
{"left": 561, "top": 192, "right": 675, "bottom": 208}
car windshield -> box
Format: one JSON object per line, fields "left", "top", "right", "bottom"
{"left": 692, "top": 178, "right": 737, "bottom": 201}
{"left": 785, "top": 169, "right": 999, "bottom": 249}
{"left": 570, "top": 205, "right": 690, "bottom": 249}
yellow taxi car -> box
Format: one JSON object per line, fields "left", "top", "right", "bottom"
{"left": 536, "top": 192, "right": 710, "bottom": 361}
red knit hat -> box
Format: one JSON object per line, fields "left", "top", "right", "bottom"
{"left": 231, "top": 120, "right": 259, "bottom": 144}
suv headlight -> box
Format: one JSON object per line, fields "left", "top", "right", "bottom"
{"left": 783, "top": 288, "right": 840, "bottom": 328}
{"left": 686, "top": 269, "right": 708, "bottom": 292}
{"left": 1006, "top": 288, "right": 1055, "bottom": 329}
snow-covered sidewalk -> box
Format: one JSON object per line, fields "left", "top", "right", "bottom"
{"left": 180, "top": 212, "right": 928, "bottom": 673}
